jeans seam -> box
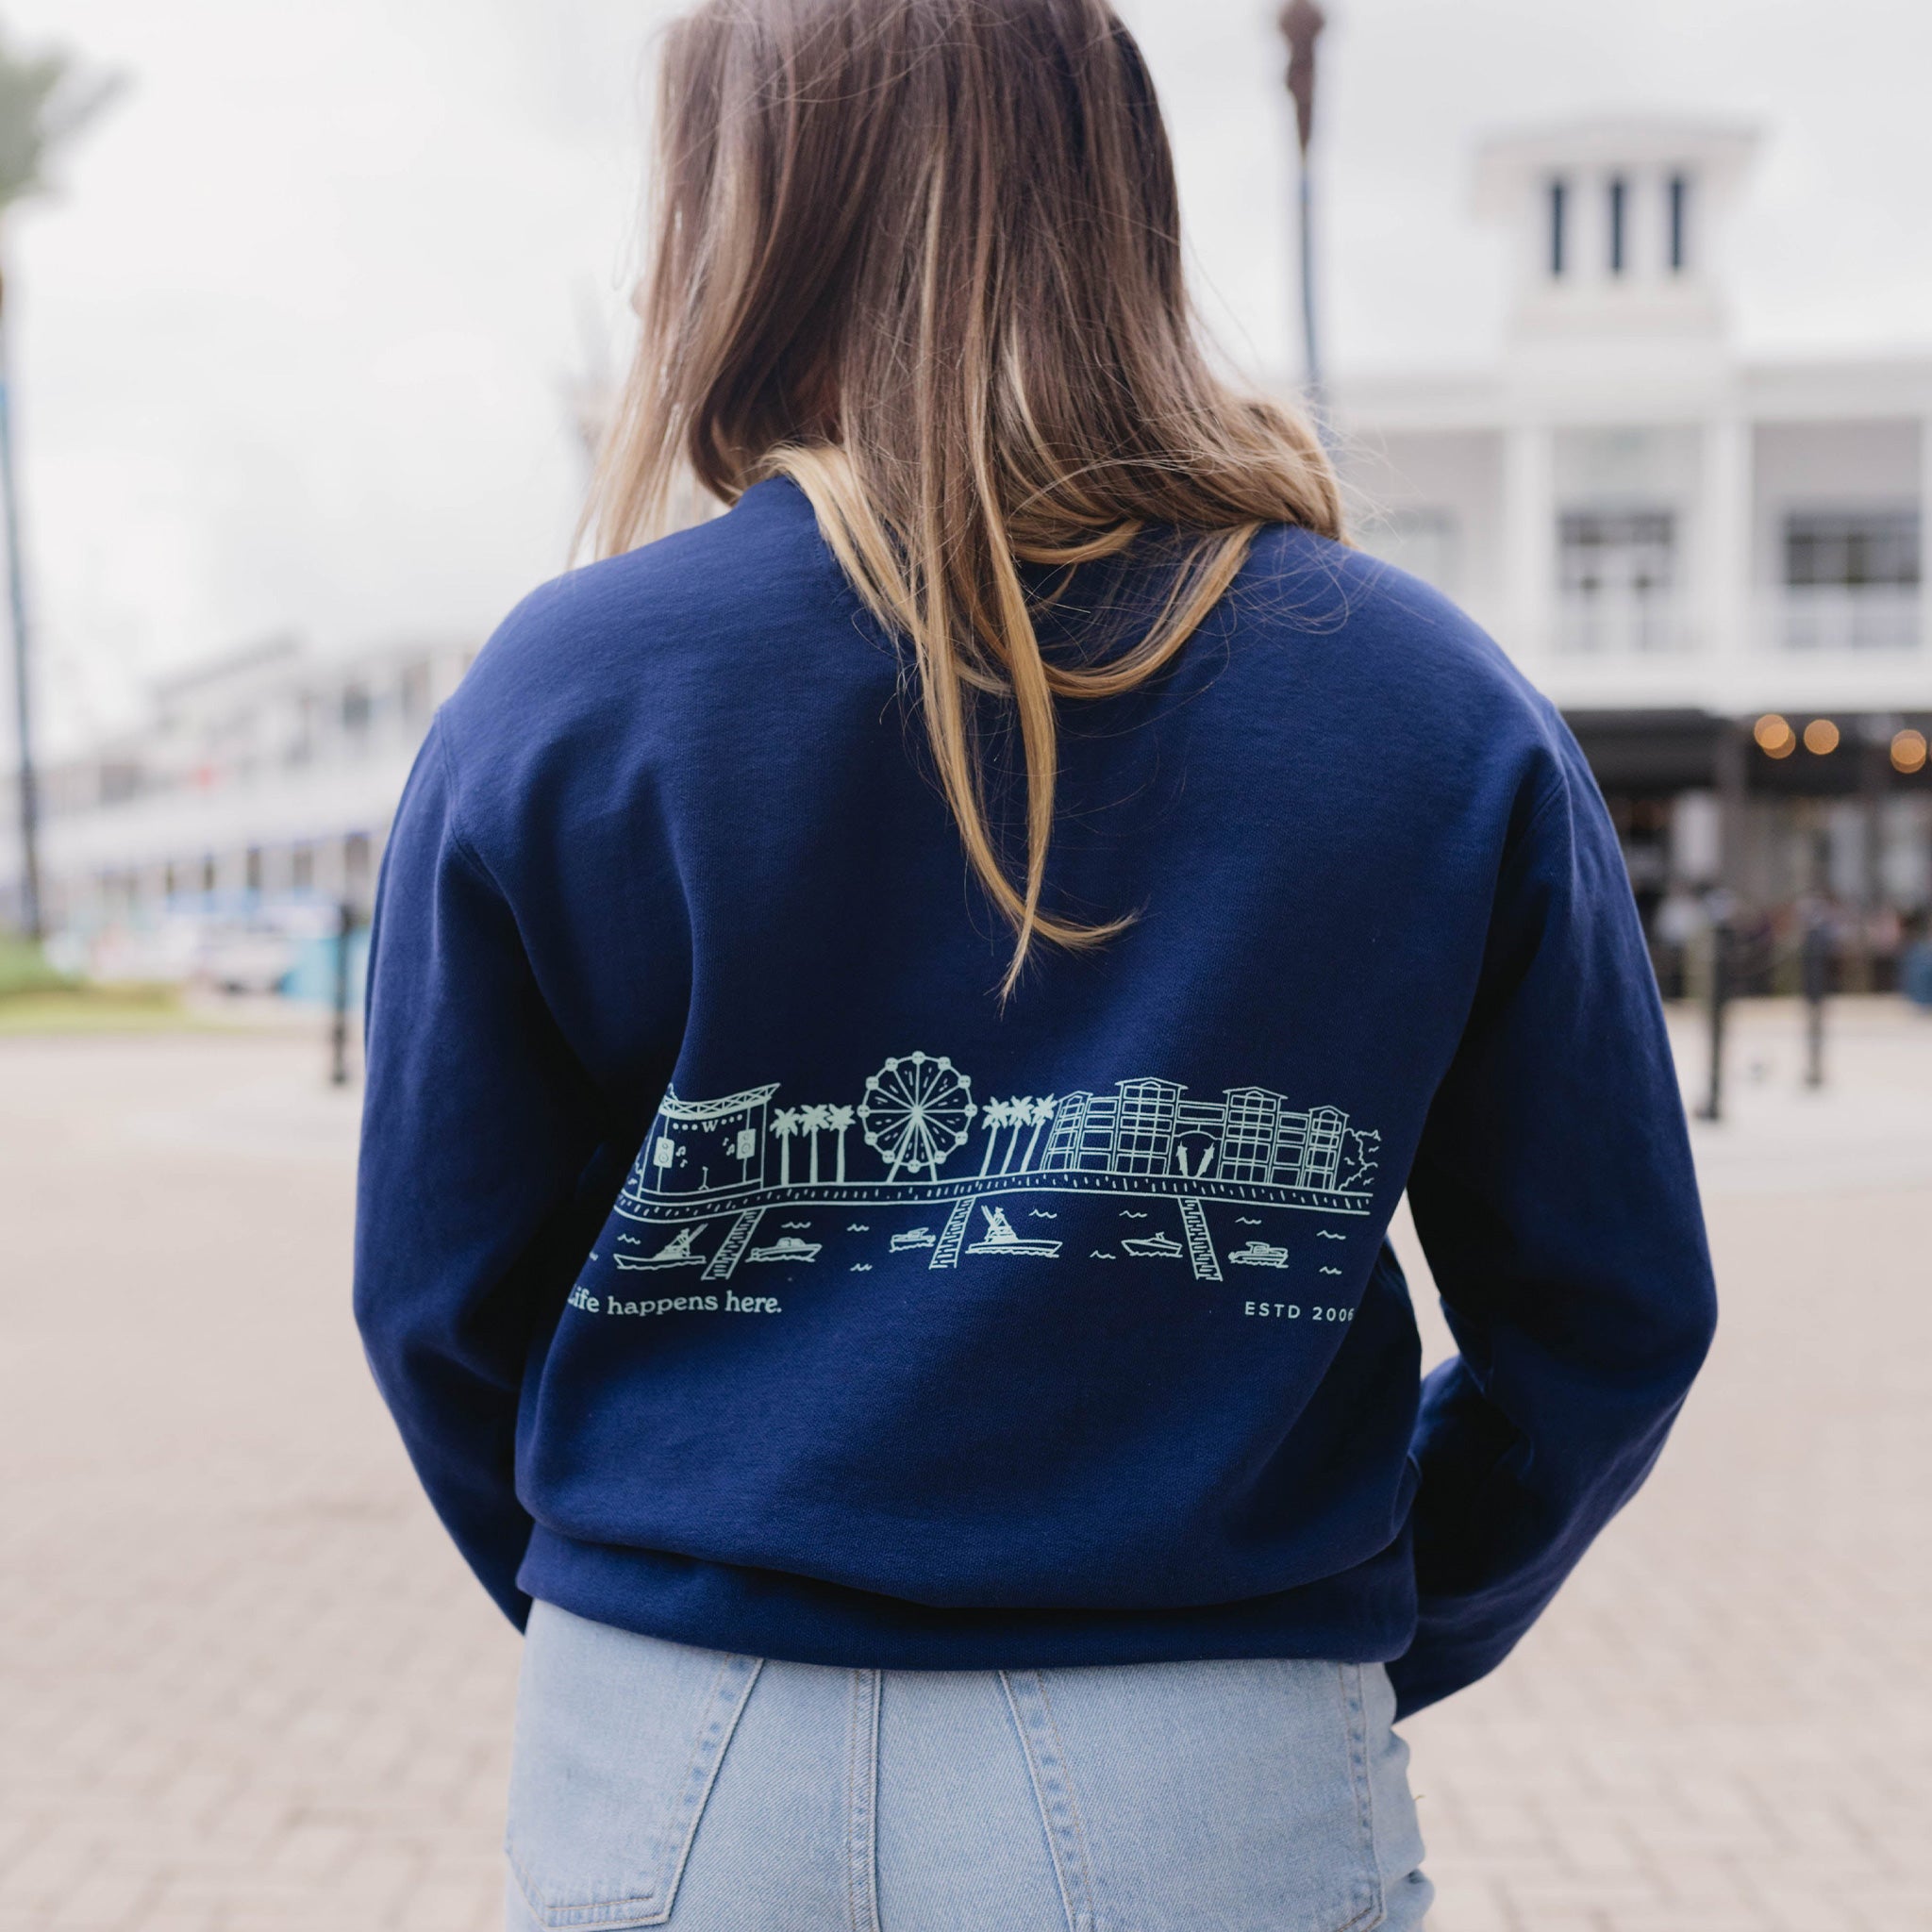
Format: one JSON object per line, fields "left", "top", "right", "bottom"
{"left": 1337, "top": 1661, "right": 1384, "bottom": 1932}
{"left": 1001, "top": 1669, "right": 1097, "bottom": 1932}
{"left": 506, "top": 1652, "right": 761, "bottom": 1929}
{"left": 846, "top": 1668, "right": 882, "bottom": 1932}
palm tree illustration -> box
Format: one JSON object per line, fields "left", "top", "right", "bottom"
{"left": 977, "top": 1098, "right": 1010, "bottom": 1175}
{"left": 999, "top": 1098, "right": 1035, "bottom": 1174}
{"left": 827, "top": 1104, "right": 856, "bottom": 1181}
{"left": 1019, "top": 1096, "right": 1056, "bottom": 1172}
{"left": 802, "top": 1104, "right": 830, "bottom": 1183}
{"left": 772, "top": 1108, "right": 801, "bottom": 1185}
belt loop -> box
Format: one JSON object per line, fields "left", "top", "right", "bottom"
{"left": 846, "top": 1668, "right": 883, "bottom": 1932}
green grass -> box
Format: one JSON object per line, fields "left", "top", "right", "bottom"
{"left": 0, "top": 983, "right": 211, "bottom": 1034}
{"left": 0, "top": 936, "right": 75, "bottom": 998}
{"left": 0, "top": 938, "right": 212, "bottom": 1034}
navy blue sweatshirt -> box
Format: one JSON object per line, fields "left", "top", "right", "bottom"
{"left": 354, "top": 476, "right": 1715, "bottom": 1715}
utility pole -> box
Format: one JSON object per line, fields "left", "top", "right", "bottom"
{"left": 1278, "top": 0, "right": 1327, "bottom": 421}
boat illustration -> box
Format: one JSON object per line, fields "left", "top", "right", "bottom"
{"left": 890, "top": 1227, "right": 938, "bottom": 1252}
{"left": 1120, "top": 1232, "right": 1185, "bottom": 1258}
{"left": 1227, "top": 1240, "right": 1291, "bottom": 1269}
{"left": 965, "top": 1207, "right": 1062, "bottom": 1258}
{"left": 613, "top": 1226, "right": 707, "bottom": 1272}
{"left": 745, "top": 1235, "right": 821, "bottom": 1264}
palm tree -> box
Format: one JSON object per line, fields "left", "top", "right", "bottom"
{"left": 826, "top": 1104, "right": 856, "bottom": 1181}
{"left": 1019, "top": 1096, "right": 1056, "bottom": 1173}
{"left": 772, "top": 1108, "right": 801, "bottom": 1185}
{"left": 999, "top": 1098, "right": 1034, "bottom": 1174}
{"left": 0, "top": 30, "right": 120, "bottom": 937}
{"left": 977, "top": 1098, "right": 1010, "bottom": 1175}
{"left": 802, "top": 1104, "right": 830, "bottom": 1183}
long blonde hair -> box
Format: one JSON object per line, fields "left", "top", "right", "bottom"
{"left": 588, "top": 0, "right": 1342, "bottom": 995}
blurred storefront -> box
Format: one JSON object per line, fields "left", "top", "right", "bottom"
{"left": 1336, "top": 117, "right": 1932, "bottom": 992}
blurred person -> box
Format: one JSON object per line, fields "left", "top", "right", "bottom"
{"left": 353, "top": 0, "right": 1717, "bottom": 1925}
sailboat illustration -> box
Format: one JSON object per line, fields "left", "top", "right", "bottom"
{"left": 613, "top": 1226, "right": 707, "bottom": 1272}
{"left": 965, "top": 1206, "right": 1061, "bottom": 1258}
{"left": 1120, "top": 1231, "right": 1185, "bottom": 1258}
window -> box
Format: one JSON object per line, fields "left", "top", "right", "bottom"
{"left": 1548, "top": 178, "right": 1568, "bottom": 277}
{"left": 291, "top": 844, "right": 315, "bottom": 891}
{"left": 245, "top": 846, "right": 263, "bottom": 893}
{"left": 1781, "top": 508, "right": 1922, "bottom": 652}
{"left": 341, "top": 683, "right": 373, "bottom": 736}
{"left": 1607, "top": 175, "right": 1627, "bottom": 275}
{"left": 1783, "top": 509, "right": 1920, "bottom": 588}
{"left": 1667, "top": 174, "right": 1690, "bottom": 273}
{"left": 1559, "top": 510, "right": 1678, "bottom": 652}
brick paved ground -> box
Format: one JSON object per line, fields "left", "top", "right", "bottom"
{"left": 0, "top": 1002, "right": 1926, "bottom": 1930}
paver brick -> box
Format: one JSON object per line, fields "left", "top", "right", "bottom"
{"left": 2, "top": 1007, "right": 1927, "bottom": 1931}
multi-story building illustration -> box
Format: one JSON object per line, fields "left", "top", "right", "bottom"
{"left": 1039, "top": 1080, "right": 1350, "bottom": 1191}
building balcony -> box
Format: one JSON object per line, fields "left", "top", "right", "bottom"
{"left": 1557, "top": 591, "right": 1688, "bottom": 655}
{"left": 1774, "top": 585, "right": 1921, "bottom": 653}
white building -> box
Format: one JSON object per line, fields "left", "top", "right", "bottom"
{"left": 7, "top": 114, "right": 1928, "bottom": 993}
{"left": 1334, "top": 117, "right": 1931, "bottom": 990}
{"left": 0, "top": 632, "right": 473, "bottom": 975}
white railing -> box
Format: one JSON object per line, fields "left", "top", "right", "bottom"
{"left": 1775, "top": 586, "right": 1922, "bottom": 653}
{"left": 1557, "top": 593, "right": 1687, "bottom": 655}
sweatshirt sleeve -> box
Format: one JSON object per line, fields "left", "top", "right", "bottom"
{"left": 1389, "top": 725, "right": 1717, "bottom": 1718}
{"left": 353, "top": 717, "right": 608, "bottom": 1628}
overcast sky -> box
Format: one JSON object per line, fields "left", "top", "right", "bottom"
{"left": 9, "top": 0, "right": 1932, "bottom": 747}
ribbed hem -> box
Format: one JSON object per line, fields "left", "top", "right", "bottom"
{"left": 516, "top": 1524, "right": 1417, "bottom": 1672}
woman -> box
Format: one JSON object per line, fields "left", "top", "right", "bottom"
{"left": 355, "top": 0, "right": 1716, "bottom": 1924}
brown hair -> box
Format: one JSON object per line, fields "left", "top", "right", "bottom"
{"left": 588, "top": 0, "right": 1342, "bottom": 994}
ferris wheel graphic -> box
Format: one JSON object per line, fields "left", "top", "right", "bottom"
{"left": 858, "top": 1053, "right": 977, "bottom": 1181}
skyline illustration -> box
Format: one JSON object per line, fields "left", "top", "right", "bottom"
{"left": 606, "top": 1052, "right": 1381, "bottom": 1285}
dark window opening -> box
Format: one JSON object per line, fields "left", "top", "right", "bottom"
{"left": 1607, "top": 176, "right": 1627, "bottom": 275}
{"left": 1668, "top": 174, "right": 1689, "bottom": 272}
{"left": 1561, "top": 511, "right": 1677, "bottom": 598}
{"left": 1784, "top": 509, "right": 1921, "bottom": 589}
{"left": 1548, "top": 178, "right": 1568, "bottom": 277}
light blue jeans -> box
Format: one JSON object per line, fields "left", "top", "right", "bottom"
{"left": 505, "top": 1601, "right": 1430, "bottom": 1931}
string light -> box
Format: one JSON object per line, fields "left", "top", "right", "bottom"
{"left": 1802, "top": 718, "right": 1840, "bottom": 756}
{"left": 1892, "top": 728, "right": 1928, "bottom": 775}
{"left": 1754, "top": 713, "right": 1795, "bottom": 758}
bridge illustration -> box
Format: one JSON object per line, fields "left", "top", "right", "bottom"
{"left": 607, "top": 1052, "right": 1380, "bottom": 1284}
